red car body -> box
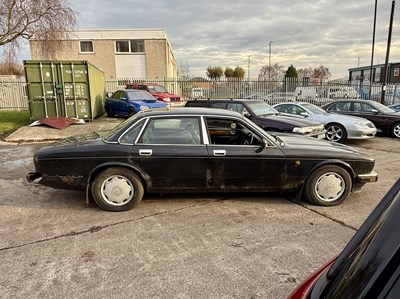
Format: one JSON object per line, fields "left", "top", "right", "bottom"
{"left": 125, "top": 83, "right": 183, "bottom": 106}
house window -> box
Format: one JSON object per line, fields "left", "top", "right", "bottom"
{"left": 115, "top": 40, "right": 145, "bottom": 53}
{"left": 394, "top": 68, "right": 399, "bottom": 77}
{"left": 80, "top": 41, "right": 94, "bottom": 53}
{"left": 116, "top": 41, "right": 130, "bottom": 53}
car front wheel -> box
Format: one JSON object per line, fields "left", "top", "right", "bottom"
{"left": 392, "top": 122, "right": 400, "bottom": 138}
{"left": 92, "top": 167, "right": 144, "bottom": 211}
{"left": 325, "top": 123, "right": 347, "bottom": 142}
{"left": 304, "top": 165, "right": 352, "bottom": 206}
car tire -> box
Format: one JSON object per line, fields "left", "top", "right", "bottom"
{"left": 106, "top": 107, "right": 114, "bottom": 117}
{"left": 128, "top": 107, "right": 135, "bottom": 116}
{"left": 325, "top": 123, "right": 347, "bottom": 142}
{"left": 391, "top": 122, "right": 400, "bottom": 138}
{"left": 92, "top": 167, "right": 144, "bottom": 212}
{"left": 304, "top": 165, "right": 352, "bottom": 206}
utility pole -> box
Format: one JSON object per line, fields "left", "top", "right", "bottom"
{"left": 269, "top": 41, "right": 273, "bottom": 80}
{"left": 248, "top": 56, "right": 251, "bottom": 81}
{"left": 381, "top": 0, "right": 396, "bottom": 104}
{"left": 369, "top": 0, "right": 377, "bottom": 100}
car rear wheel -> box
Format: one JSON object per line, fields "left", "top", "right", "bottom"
{"left": 304, "top": 165, "right": 352, "bottom": 206}
{"left": 106, "top": 107, "right": 114, "bottom": 117}
{"left": 92, "top": 167, "right": 144, "bottom": 211}
{"left": 325, "top": 123, "right": 347, "bottom": 142}
{"left": 391, "top": 122, "right": 400, "bottom": 138}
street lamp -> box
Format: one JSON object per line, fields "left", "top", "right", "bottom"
{"left": 269, "top": 41, "right": 274, "bottom": 79}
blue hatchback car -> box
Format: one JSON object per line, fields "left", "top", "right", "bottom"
{"left": 105, "top": 89, "right": 168, "bottom": 117}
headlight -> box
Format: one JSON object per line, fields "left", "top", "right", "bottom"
{"left": 163, "top": 98, "right": 171, "bottom": 102}
{"left": 140, "top": 106, "right": 150, "bottom": 111}
{"left": 293, "top": 126, "right": 313, "bottom": 134}
{"left": 353, "top": 122, "right": 369, "bottom": 130}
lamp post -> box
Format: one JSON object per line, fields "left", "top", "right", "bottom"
{"left": 269, "top": 41, "right": 273, "bottom": 79}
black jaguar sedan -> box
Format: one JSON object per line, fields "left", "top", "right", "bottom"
{"left": 27, "top": 108, "right": 378, "bottom": 212}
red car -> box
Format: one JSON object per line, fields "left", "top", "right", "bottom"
{"left": 288, "top": 177, "right": 400, "bottom": 298}
{"left": 125, "top": 83, "right": 183, "bottom": 107}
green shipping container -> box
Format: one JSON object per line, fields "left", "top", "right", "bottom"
{"left": 24, "top": 60, "right": 106, "bottom": 121}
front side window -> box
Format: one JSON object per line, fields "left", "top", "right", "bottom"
{"left": 206, "top": 118, "right": 261, "bottom": 146}
{"left": 329, "top": 102, "right": 351, "bottom": 112}
{"left": 80, "top": 41, "right": 94, "bottom": 53}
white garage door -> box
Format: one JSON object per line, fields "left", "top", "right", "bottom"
{"left": 115, "top": 54, "right": 146, "bottom": 78}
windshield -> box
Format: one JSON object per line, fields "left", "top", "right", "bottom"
{"left": 126, "top": 90, "right": 156, "bottom": 101}
{"left": 372, "top": 101, "right": 397, "bottom": 113}
{"left": 148, "top": 85, "right": 168, "bottom": 93}
{"left": 246, "top": 102, "right": 278, "bottom": 116}
{"left": 302, "top": 103, "right": 327, "bottom": 114}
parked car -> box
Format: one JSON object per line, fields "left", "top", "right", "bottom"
{"left": 105, "top": 89, "right": 168, "bottom": 117}
{"left": 388, "top": 103, "right": 400, "bottom": 112}
{"left": 322, "top": 99, "right": 400, "bottom": 139}
{"left": 185, "top": 99, "right": 326, "bottom": 139}
{"left": 27, "top": 108, "right": 377, "bottom": 211}
{"left": 273, "top": 102, "right": 377, "bottom": 142}
{"left": 264, "top": 92, "right": 296, "bottom": 105}
{"left": 125, "top": 83, "right": 183, "bottom": 106}
{"left": 288, "top": 177, "right": 400, "bottom": 299}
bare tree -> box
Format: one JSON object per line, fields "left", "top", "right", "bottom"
{"left": 313, "top": 65, "right": 331, "bottom": 80}
{"left": 0, "top": 47, "right": 23, "bottom": 75}
{"left": 258, "top": 63, "right": 285, "bottom": 81}
{"left": 297, "top": 67, "right": 314, "bottom": 80}
{"left": 0, "top": 0, "right": 77, "bottom": 57}
{"left": 178, "top": 61, "right": 191, "bottom": 80}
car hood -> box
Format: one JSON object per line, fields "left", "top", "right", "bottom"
{"left": 276, "top": 133, "right": 372, "bottom": 159}
{"left": 152, "top": 92, "right": 181, "bottom": 98}
{"left": 256, "top": 114, "right": 321, "bottom": 126}
{"left": 320, "top": 112, "right": 372, "bottom": 123}
{"left": 132, "top": 100, "right": 167, "bottom": 108}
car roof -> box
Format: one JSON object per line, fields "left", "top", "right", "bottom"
{"left": 138, "top": 107, "right": 244, "bottom": 118}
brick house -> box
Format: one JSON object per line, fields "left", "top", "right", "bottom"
{"left": 29, "top": 28, "right": 178, "bottom": 80}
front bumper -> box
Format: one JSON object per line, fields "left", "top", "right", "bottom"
{"left": 353, "top": 171, "right": 378, "bottom": 192}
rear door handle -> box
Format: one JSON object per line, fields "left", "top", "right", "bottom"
{"left": 213, "top": 150, "right": 226, "bottom": 156}
{"left": 139, "top": 149, "right": 152, "bottom": 156}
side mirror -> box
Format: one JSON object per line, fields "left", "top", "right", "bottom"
{"left": 371, "top": 109, "right": 379, "bottom": 114}
{"left": 300, "top": 112, "right": 309, "bottom": 117}
{"left": 243, "top": 112, "right": 251, "bottom": 119}
{"left": 255, "top": 139, "right": 267, "bottom": 153}
{"left": 121, "top": 97, "right": 128, "bottom": 102}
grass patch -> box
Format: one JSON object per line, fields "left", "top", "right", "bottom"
{"left": 0, "top": 110, "right": 30, "bottom": 138}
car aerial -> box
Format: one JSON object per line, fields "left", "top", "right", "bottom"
{"left": 288, "top": 177, "right": 400, "bottom": 299}
{"left": 125, "top": 83, "right": 184, "bottom": 107}
{"left": 322, "top": 99, "right": 400, "bottom": 139}
{"left": 388, "top": 103, "right": 400, "bottom": 112}
{"left": 273, "top": 102, "right": 377, "bottom": 142}
{"left": 27, "top": 108, "right": 378, "bottom": 212}
{"left": 105, "top": 89, "right": 168, "bottom": 117}
{"left": 185, "top": 99, "right": 326, "bottom": 139}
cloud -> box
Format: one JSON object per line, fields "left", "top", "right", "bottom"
{"left": 67, "top": 0, "right": 400, "bottom": 79}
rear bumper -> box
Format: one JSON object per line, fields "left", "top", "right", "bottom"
{"left": 27, "top": 172, "right": 42, "bottom": 183}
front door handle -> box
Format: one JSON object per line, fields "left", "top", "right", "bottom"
{"left": 213, "top": 150, "right": 226, "bottom": 156}
{"left": 139, "top": 149, "right": 152, "bottom": 156}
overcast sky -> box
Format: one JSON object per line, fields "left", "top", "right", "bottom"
{"left": 62, "top": 1, "right": 400, "bottom": 79}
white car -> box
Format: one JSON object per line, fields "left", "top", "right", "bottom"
{"left": 273, "top": 102, "right": 377, "bottom": 142}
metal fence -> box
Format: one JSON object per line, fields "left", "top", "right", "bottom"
{"left": 1, "top": 77, "right": 400, "bottom": 112}
{"left": 0, "top": 76, "right": 28, "bottom": 111}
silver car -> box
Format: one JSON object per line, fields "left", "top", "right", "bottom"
{"left": 273, "top": 102, "right": 377, "bottom": 142}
